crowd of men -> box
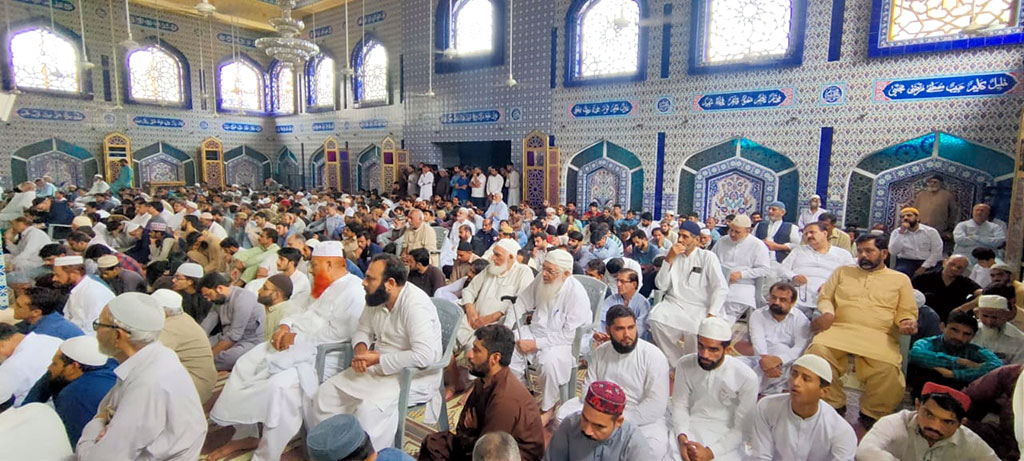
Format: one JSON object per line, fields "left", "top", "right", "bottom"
{"left": 0, "top": 167, "right": 1019, "bottom": 460}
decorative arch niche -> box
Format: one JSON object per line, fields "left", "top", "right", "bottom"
{"left": 357, "top": 144, "right": 381, "bottom": 193}
{"left": 276, "top": 147, "right": 301, "bottom": 190}
{"left": 565, "top": 140, "right": 643, "bottom": 211}
{"left": 224, "top": 145, "right": 271, "bottom": 187}
{"left": 10, "top": 138, "right": 98, "bottom": 188}
{"left": 133, "top": 142, "right": 196, "bottom": 187}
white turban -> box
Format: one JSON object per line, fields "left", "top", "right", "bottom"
{"left": 545, "top": 249, "right": 574, "bottom": 273}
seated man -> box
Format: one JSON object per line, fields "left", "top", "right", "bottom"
{"left": 964, "top": 364, "right": 1023, "bottom": 461}
{"left": 777, "top": 222, "right": 855, "bottom": 319}
{"left": 172, "top": 262, "right": 213, "bottom": 321}
{"left": 0, "top": 323, "right": 63, "bottom": 408}
{"left": 743, "top": 282, "right": 811, "bottom": 394}
{"left": 408, "top": 247, "right": 446, "bottom": 296}
{"left": 712, "top": 214, "right": 771, "bottom": 325}
{"left": 545, "top": 381, "right": 653, "bottom": 460}
{"left": 857, "top": 382, "right": 998, "bottom": 460}
{"left": 472, "top": 432, "right": 521, "bottom": 461}
{"left": 257, "top": 273, "right": 301, "bottom": 342}
{"left": 558, "top": 305, "right": 670, "bottom": 459}
{"left": 54, "top": 255, "right": 115, "bottom": 334}
{"left": 5, "top": 216, "right": 52, "bottom": 274}
{"left": 597, "top": 269, "right": 650, "bottom": 341}
{"left": 420, "top": 325, "right": 545, "bottom": 461}
{"left": 505, "top": 249, "right": 591, "bottom": 425}
{"left": 971, "top": 288, "right": 1024, "bottom": 365}
{"left": 435, "top": 259, "right": 488, "bottom": 305}
{"left": 912, "top": 255, "right": 980, "bottom": 323}
{"left": 22, "top": 336, "right": 116, "bottom": 446}
{"left": 912, "top": 289, "right": 943, "bottom": 344}
{"left": 96, "top": 254, "right": 147, "bottom": 295}
{"left": 199, "top": 272, "right": 266, "bottom": 371}
{"left": 749, "top": 354, "right": 857, "bottom": 460}
{"left": 311, "top": 253, "right": 442, "bottom": 450}
{"left": 307, "top": 414, "right": 414, "bottom": 461}
{"left": 153, "top": 289, "right": 217, "bottom": 404}
{"left": 12, "top": 286, "right": 82, "bottom": 340}
{"left": 208, "top": 240, "right": 365, "bottom": 461}
{"left": 672, "top": 317, "right": 758, "bottom": 461}
{"left": 908, "top": 310, "right": 1001, "bottom": 396}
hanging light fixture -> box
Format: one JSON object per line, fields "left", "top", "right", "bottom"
{"left": 121, "top": 0, "right": 138, "bottom": 49}
{"left": 106, "top": 0, "right": 122, "bottom": 108}
{"left": 255, "top": 0, "right": 319, "bottom": 66}
{"left": 207, "top": 15, "right": 217, "bottom": 117}
{"left": 342, "top": 0, "right": 353, "bottom": 76}
{"left": 505, "top": 0, "right": 517, "bottom": 87}
{"left": 194, "top": 0, "right": 216, "bottom": 16}
{"left": 443, "top": 0, "right": 456, "bottom": 59}
{"left": 75, "top": 0, "right": 94, "bottom": 70}
{"left": 424, "top": 0, "right": 435, "bottom": 96}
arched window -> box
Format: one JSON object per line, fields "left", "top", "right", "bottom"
{"left": 126, "top": 44, "right": 185, "bottom": 106}
{"left": 352, "top": 39, "right": 388, "bottom": 105}
{"left": 8, "top": 27, "right": 82, "bottom": 93}
{"left": 689, "top": 0, "right": 807, "bottom": 74}
{"left": 306, "top": 54, "right": 336, "bottom": 110}
{"left": 270, "top": 62, "right": 295, "bottom": 115}
{"left": 453, "top": 0, "right": 494, "bottom": 56}
{"left": 218, "top": 58, "right": 264, "bottom": 113}
{"left": 434, "top": 0, "right": 506, "bottom": 72}
{"left": 869, "top": 0, "right": 1024, "bottom": 57}
{"left": 565, "top": 0, "right": 648, "bottom": 86}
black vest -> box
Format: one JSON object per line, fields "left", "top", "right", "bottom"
{"left": 754, "top": 220, "right": 795, "bottom": 263}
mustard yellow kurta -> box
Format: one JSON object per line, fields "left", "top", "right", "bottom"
{"left": 813, "top": 266, "right": 917, "bottom": 366}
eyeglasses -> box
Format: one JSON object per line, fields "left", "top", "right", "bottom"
{"left": 92, "top": 319, "right": 126, "bottom": 332}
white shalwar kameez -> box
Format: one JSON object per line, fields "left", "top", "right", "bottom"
{"left": 743, "top": 307, "right": 812, "bottom": 394}
{"left": 555, "top": 340, "right": 671, "bottom": 460}
{"left": 64, "top": 276, "right": 115, "bottom": 334}
{"left": 418, "top": 171, "right": 434, "bottom": 201}
{"left": 312, "top": 283, "right": 442, "bottom": 450}
{"left": 209, "top": 274, "right": 365, "bottom": 461}
{"left": 777, "top": 244, "right": 855, "bottom": 319}
{"left": 711, "top": 235, "right": 771, "bottom": 324}
{"left": 457, "top": 263, "right": 534, "bottom": 346}
{"left": 8, "top": 225, "right": 51, "bottom": 273}
{"left": 439, "top": 220, "right": 474, "bottom": 267}
{"left": 506, "top": 275, "right": 591, "bottom": 411}
{"left": 749, "top": 393, "right": 857, "bottom": 461}
{"left": 671, "top": 355, "right": 758, "bottom": 461}
{"left": 0, "top": 332, "right": 62, "bottom": 406}
{"left": 649, "top": 247, "right": 728, "bottom": 365}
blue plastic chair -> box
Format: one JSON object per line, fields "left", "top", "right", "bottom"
{"left": 315, "top": 341, "right": 353, "bottom": 383}
{"left": 559, "top": 275, "right": 608, "bottom": 403}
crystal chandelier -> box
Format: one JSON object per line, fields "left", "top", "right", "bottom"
{"left": 255, "top": 0, "right": 319, "bottom": 66}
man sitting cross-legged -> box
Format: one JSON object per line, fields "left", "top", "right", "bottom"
{"left": 740, "top": 281, "right": 812, "bottom": 395}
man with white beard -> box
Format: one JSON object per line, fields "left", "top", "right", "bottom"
{"left": 505, "top": 249, "right": 591, "bottom": 426}
{"left": 712, "top": 214, "right": 771, "bottom": 325}
{"left": 555, "top": 305, "right": 671, "bottom": 459}
{"left": 310, "top": 253, "right": 442, "bottom": 450}
{"left": 207, "top": 241, "right": 365, "bottom": 461}
{"left": 776, "top": 222, "right": 855, "bottom": 319}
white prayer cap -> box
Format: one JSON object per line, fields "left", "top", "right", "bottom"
{"left": 72, "top": 216, "right": 92, "bottom": 228}
{"left": 96, "top": 255, "right": 119, "bottom": 269}
{"left": 185, "top": 201, "right": 197, "bottom": 208}
{"left": 913, "top": 290, "right": 926, "bottom": 308}
{"left": 730, "top": 214, "right": 752, "bottom": 229}
{"left": 545, "top": 207, "right": 555, "bottom": 214}
{"left": 296, "top": 192, "right": 304, "bottom": 197}
{"left": 978, "top": 294, "right": 1009, "bottom": 310}
{"left": 108, "top": 292, "right": 164, "bottom": 332}
{"left": 125, "top": 222, "right": 141, "bottom": 233}
{"left": 200, "top": 212, "right": 215, "bottom": 220}
{"left": 493, "top": 238, "right": 521, "bottom": 256}
{"left": 151, "top": 289, "right": 183, "bottom": 311}
{"left": 59, "top": 336, "right": 109, "bottom": 367}
{"left": 140, "top": 193, "right": 152, "bottom": 201}
{"left": 697, "top": 317, "right": 732, "bottom": 342}
{"left": 793, "top": 354, "right": 833, "bottom": 383}
{"left": 312, "top": 240, "right": 344, "bottom": 258}
{"left": 54, "top": 256, "right": 84, "bottom": 267}
{"left": 263, "top": 223, "right": 277, "bottom": 230}
{"left": 545, "top": 249, "right": 574, "bottom": 273}
{"left": 94, "top": 174, "right": 104, "bottom": 178}
{"left": 306, "top": 238, "right": 321, "bottom": 249}
{"left": 175, "top": 262, "right": 204, "bottom": 279}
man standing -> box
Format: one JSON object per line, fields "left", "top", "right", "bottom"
{"left": 908, "top": 311, "right": 1001, "bottom": 396}
{"left": 777, "top": 222, "right": 855, "bottom": 319}
{"left": 797, "top": 195, "right": 828, "bottom": 229}
{"left": 153, "top": 289, "right": 217, "bottom": 404}
{"left": 806, "top": 234, "right": 917, "bottom": 427}
{"left": 753, "top": 201, "right": 800, "bottom": 263}
{"left": 506, "top": 250, "right": 590, "bottom": 425}
{"left": 857, "top": 382, "right": 997, "bottom": 459}
{"left": 889, "top": 207, "right": 944, "bottom": 278}
{"left": 208, "top": 241, "right": 365, "bottom": 461}
{"left": 545, "top": 381, "right": 653, "bottom": 460}
{"left": 470, "top": 168, "right": 487, "bottom": 209}
{"left": 914, "top": 175, "right": 958, "bottom": 241}
{"left": 485, "top": 167, "right": 504, "bottom": 199}
{"left": 672, "top": 317, "right": 758, "bottom": 461}
{"left": 311, "top": 253, "right": 442, "bottom": 450}
{"left": 109, "top": 159, "right": 133, "bottom": 196}
{"left": 418, "top": 164, "right": 435, "bottom": 202}
{"left": 712, "top": 214, "right": 771, "bottom": 325}
{"left": 953, "top": 203, "right": 1005, "bottom": 264}
{"left": 54, "top": 255, "right": 115, "bottom": 335}
{"left": 649, "top": 220, "right": 729, "bottom": 365}
{"left": 420, "top": 324, "right": 545, "bottom": 461}
{"left": 78, "top": 293, "right": 206, "bottom": 459}
{"left": 749, "top": 354, "right": 858, "bottom": 460}
{"left": 506, "top": 163, "right": 521, "bottom": 206}
{"left": 199, "top": 272, "right": 266, "bottom": 371}
{"left": 96, "top": 254, "right": 147, "bottom": 295}
{"left": 744, "top": 282, "right": 812, "bottom": 394}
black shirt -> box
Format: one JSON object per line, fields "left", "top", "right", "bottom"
{"left": 912, "top": 272, "right": 980, "bottom": 322}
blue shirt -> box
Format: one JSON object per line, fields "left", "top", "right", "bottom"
{"left": 28, "top": 312, "right": 84, "bottom": 340}
{"left": 579, "top": 235, "right": 625, "bottom": 267}
{"left": 453, "top": 176, "right": 470, "bottom": 201}
{"left": 325, "top": 215, "right": 345, "bottom": 240}
{"left": 629, "top": 242, "right": 660, "bottom": 265}
{"left": 485, "top": 201, "right": 510, "bottom": 222}
{"left": 378, "top": 448, "right": 415, "bottom": 460}
{"left": 600, "top": 293, "right": 652, "bottom": 341}
{"left": 346, "top": 258, "right": 364, "bottom": 279}
{"left": 55, "top": 359, "right": 118, "bottom": 445}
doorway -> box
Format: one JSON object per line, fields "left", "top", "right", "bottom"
{"left": 435, "top": 141, "right": 512, "bottom": 170}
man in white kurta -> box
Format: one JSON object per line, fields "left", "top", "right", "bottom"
{"left": 711, "top": 214, "right": 771, "bottom": 324}
{"left": 749, "top": 354, "right": 857, "bottom": 461}
{"left": 86, "top": 174, "right": 110, "bottom": 196}
{"left": 971, "top": 294, "right": 1024, "bottom": 365}
{"left": 888, "top": 207, "right": 944, "bottom": 278}
{"left": 312, "top": 254, "right": 442, "bottom": 450}
{"left": 0, "top": 182, "right": 36, "bottom": 226}
{"left": 458, "top": 239, "right": 534, "bottom": 346}
{"left": 418, "top": 166, "right": 434, "bottom": 201}
{"left": 953, "top": 203, "right": 1006, "bottom": 264}
{"left": 5, "top": 217, "right": 51, "bottom": 273}
{"left": 439, "top": 209, "right": 475, "bottom": 268}
{"left": 506, "top": 165, "right": 521, "bottom": 206}
{"left": 776, "top": 222, "right": 855, "bottom": 319}
{"left": 556, "top": 304, "right": 671, "bottom": 459}
{"left": 54, "top": 255, "right": 115, "bottom": 334}
{"left": 209, "top": 241, "right": 366, "bottom": 461}
{"left": 0, "top": 327, "right": 62, "bottom": 407}
{"left": 672, "top": 317, "right": 758, "bottom": 461}
{"left": 650, "top": 220, "right": 728, "bottom": 366}
{"left": 506, "top": 250, "right": 590, "bottom": 419}
{"left": 797, "top": 195, "right": 827, "bottom": 229}
{"left": 744, "top": 282, "right": 812, "bottom": 394}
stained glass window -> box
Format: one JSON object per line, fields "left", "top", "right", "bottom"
{"left": 9, "top": 28, "right": 81, "bottom": 93}
{"left": 888, "top": 0, "right": 1016, "bottom": 41}
{"left": 310, "top": 55, "right": 335, "bottom": 108}
{"left": 127, "top": 45, "right": 183, "bottom": 105}
{"left": 575, "top": 0, "right": 640, "bottom": 78}
{"left": 705, "top": 0, "right": 793, "bottom": 63}
{"left": 273, "top": 64, "right": 295, "bottom": 114}
{"left": 219, "top": 59, "right": 263, "bottom": 112}
{"left": 354, "top": 40, "right": 388, "bottom": 104}
{"left": 453, "top": 0, "right": 494, "bottom": 55}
